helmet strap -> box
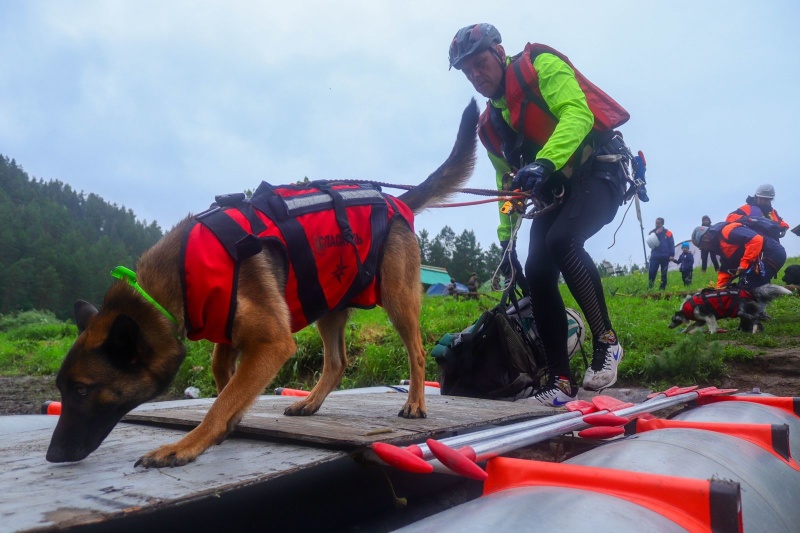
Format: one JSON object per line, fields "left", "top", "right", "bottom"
{"left": 489, "top": 46, "right": 507, "bottom": 100}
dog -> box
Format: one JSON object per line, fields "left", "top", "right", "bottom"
{"left": 782, "top": 264, "right": 800, "bottom": 287}
{"left": 46, "top": 100, "right": 479, "bottom": 468}
{"left": 669, "top": 283, "right": 791, "bottom": 334}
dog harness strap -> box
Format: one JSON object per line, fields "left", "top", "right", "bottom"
{"left": 195, "top": 207, "right": 263, "bottom": 262}
{"left": 274, "top": 215, "right": 330, "bottom": 323}
{"left": 314, "top": 182, "right": 367, "bottom": 283}
{"left": 698, "top": 288, "right": 740, "bottom": 318}
{"left": 248, "top": 185, "right": 330, "bottom": 324}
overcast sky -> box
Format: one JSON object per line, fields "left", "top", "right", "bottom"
{"left": 2, "top": 1, "right": 799, "bottom": 273}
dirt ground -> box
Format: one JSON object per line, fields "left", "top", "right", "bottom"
{"left": 1, "top": 347, "right": 798, "bottom": 416}
{"left": 0, "top": 375, "right": 184, "bottom": 415}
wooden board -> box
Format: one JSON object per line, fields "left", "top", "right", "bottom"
{"left": 125, "top": 393, "right": 556, "bottom": 447}
{"left": 0, "top": 415, "right": 345, "bottom": 532}
{"left": 1, "top": 394, "right": 555, "bottom": 531}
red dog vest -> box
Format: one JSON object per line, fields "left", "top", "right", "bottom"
{"left": 181, "top": 182, "right": 413, "bottom": 343}
{"left": 680, "top": 287, "right": 752, "bottom": 320}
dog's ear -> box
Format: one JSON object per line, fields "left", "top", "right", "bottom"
{"left": 73, "top": 300, "right": 99, "bottom": 334}
{"left": 103, "top": 314, "right": 141, "bottom": 367}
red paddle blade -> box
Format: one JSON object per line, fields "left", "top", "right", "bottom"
{"left": 583, "top": 413, "right": 629, "bottom": 427}
{"left": 700, "top": 387, "right": 738, "bottom": 397}
{"left": 426, "top": 439, "right": 487, "bottom": 480}
{"left": 591, "top": 395, "right": 634, "bottom": 411}
{"left": 671, "top": 385, "right": 699, "bottom": 396}
{"left": 405, "top": 444, "right": 424, "bottom": 458}
{"left": 566, "top": 400, "right": 597, "bottom": 414}
{"left": 458, "top": 446, "right": 477, "bottom": 462}
{"left": 648, "top": 386, "right": 680, "bottom": 399}
{"left": 578, "top": 426, "right": 625, "bottom": 439}
{"left": 372, "top": 442, "right": 433, "bottom": 474}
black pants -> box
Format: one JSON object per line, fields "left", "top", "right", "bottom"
{"left": 524, "top": 175, "right": 620, "bottom": 378}
{"left": 701, "top": 249, "right": 719, "bottom": 271}
{"left": 680, "top": 270, "right": 693, "bottom": 286}
{"left": 648, "top": 256, "right": 670, "bottom": 289}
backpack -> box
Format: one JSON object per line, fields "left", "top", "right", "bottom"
{"left": 734, "top": 216, "right": 786, "bottom": 241}
{"left": 431, "top": 292, "right": 586, "bottom": 400}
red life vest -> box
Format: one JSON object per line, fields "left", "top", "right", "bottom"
{"left": 478, "top": 43, "right": 630, "bottom": 160}
{"left": 680, "top": 287, "right": 752, "bottom": 320}
{"left": 181, "top": 182, "right": 413, "bottom": 343}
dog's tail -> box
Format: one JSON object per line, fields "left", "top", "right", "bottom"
{"left": 753, "top": 283, "right": 793, "bottom": 301}
{"left": 398, "top": 99, "right": 478, "bottom": 214}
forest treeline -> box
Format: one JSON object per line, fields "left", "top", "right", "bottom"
{"left": 0, "top": 156, "right": 163, "bottom": 319}
{"left": 0, "top": 154, "right": 508, "bottom": 319}
{"left": 417, "top": 226, "right": 503, "bottom": 287}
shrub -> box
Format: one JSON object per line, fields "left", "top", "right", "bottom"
{"left": 642, "top": 335, "right": 725, "bottom": 383}
{"left": 7, "top": 322, "right": 76, "bottom": 341}
{"left": 0, "top": 310, "right": 63, "bottom": 332}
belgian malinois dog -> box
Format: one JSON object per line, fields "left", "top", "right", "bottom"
{"left": 46, "top": 100, "right": 478, "bottom": 467}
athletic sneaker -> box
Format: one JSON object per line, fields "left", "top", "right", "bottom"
{"left": 583, "top": 334, "right": 624, "bottom": 391}
{"left": 528, "top": 376, "right": 577, "bottom": 407}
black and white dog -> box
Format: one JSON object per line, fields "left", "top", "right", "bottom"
{"left": 669, "top": 284, "right": 791, "bottom": 334}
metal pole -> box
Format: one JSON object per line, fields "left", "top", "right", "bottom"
{"left": 635, "top": 195, "right": 649, "bottom": 269}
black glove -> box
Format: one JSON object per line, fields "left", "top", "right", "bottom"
{"left": 510, "top": 160, "right": 554, "bottom": 197}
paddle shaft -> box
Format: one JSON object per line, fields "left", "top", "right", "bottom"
{"left": 468, "top": 390, "right": 705, "bottom": 463}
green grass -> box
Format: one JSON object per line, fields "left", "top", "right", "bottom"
{"left": 2, "top": 260, "right": 799, "bottom": 397}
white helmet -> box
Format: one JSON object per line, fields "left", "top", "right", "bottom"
{"left": 754, "top": 184, "right": 775, "bottom": 199}
{"left": 692, "top": 225, "right": 709, "bottom": 246}
{"left": 646, "top": 233, "right": 660, "bottom": 250}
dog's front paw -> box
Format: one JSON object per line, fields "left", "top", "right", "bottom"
{"left": 135, "top": 444, "right": 198, "bottom": 468}
{"left": 284, "top": 399, "right": 320, "bottom": 416}
{"left": 398, "top": 402, "right": 427, "bottom": 419}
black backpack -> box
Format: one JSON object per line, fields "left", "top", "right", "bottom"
{"left": 431, "top": 291, "right": 548, "bottom": 400}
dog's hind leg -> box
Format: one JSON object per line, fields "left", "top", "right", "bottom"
{"left": 705, "top": 316, "right": 718, "bottom": 334}
{"left": 284, "top": 310, "right": 350, "bottom": 416}
{"left": 211, "top": 344, "right": 239, "bottom": 393}
{"left": 380, "top": 226, "right": 427, "bottom": 419}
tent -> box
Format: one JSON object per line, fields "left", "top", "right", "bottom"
{"left": 427, "top": 282, "right": 469, "bottom": 296}
{"left": 420, "top": 265, "right": 452, "bottom": 286}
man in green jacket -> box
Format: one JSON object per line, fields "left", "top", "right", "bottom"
{"left": 449, "top": 23, "right": 633, "bottom": 405}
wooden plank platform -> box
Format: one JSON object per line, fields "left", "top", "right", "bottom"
{"left": 0, "top": 393, "right": 555, "bottom": 532}
{"left": 125, "top": 393, "right": 555, "bottom": 447}
{"left": 0, "top": 415, "right": 345, "bottom": 532}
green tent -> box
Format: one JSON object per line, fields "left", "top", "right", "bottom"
{"left": 420, "top": 265, "right": 451, "bottom": 286}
